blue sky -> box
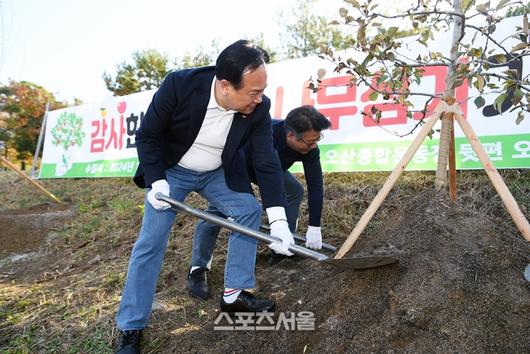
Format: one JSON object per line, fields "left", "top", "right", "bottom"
{"left": 0, "top": 0, "right": 318, "bottom": 103}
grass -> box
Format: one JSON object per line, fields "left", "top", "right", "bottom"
{"left": 0, "top": 169, "right": 529, "bottom": 352}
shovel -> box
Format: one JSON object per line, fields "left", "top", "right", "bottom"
{"left": 156, "top": 193, "right": 398, "bottom": 270}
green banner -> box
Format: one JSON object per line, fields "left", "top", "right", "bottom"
{"left": 39, "top": 134, "right": 529, "bottom": 178}
{"left": 289, "top": 134, "right": 530, "bottom": 173}
{"left": 40, "top": 158, "right": 139, "bottom": 178}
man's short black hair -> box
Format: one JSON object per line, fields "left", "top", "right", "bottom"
{"left": 284, "top": 105, "right": 331, "bottom": 135}
{"left": 215, "top": 40, "right": 266, "bottom": 90}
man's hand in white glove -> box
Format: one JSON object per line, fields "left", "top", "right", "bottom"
{"left": 305, "top": 226, "right": 322, "bottom": 250}
{"left": 269, "top": 220, "right": 295, "bottom": 256}
{"left": 147, "top": 179, "right": 171, "bottom": 210}
{"left": 266, "top": 207, "right": 294, "bottom": 256}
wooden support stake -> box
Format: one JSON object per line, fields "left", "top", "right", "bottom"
{"left": 334, "top": 113, "right": 441, "bottom": 259}
{"left": 448, "top": 113, "right": 457, "bottom": 201}
{"left": 454, "top": 114, "right": 530, "bottom": 241}
{"left": 0, "top": 156, "right": 61, "bottom": 204}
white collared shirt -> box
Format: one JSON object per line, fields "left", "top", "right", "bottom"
{"left": 178, "top": 77, "right": 236, "bottom": 171}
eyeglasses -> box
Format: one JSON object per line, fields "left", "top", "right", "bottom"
{"left": 297, "top": 133, "right": 324, "bottom": 148}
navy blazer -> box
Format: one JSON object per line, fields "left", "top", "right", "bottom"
{"left": 245, "top": 120, "right": 324, "bottom": 226}
{"left": 133, "top": 66, "right": 286, "bottom": 208}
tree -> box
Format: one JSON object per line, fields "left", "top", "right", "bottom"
{"left": 250, "top": 33, "right": 279, "bottom": 63}
{"left": 103, "top": 49, "right": 171, "bottom": 96}
{"left": 0, "top": 80, "right": 64, "bottom": 162}
{"left": 507, "top": 0, "right": 530, "bottom": 16}
{"left": 321, "top": 0, "right": 529, "bottom": 189}
{"left": 278, "top": 0, "right": 353, "bottom": 59}
{"left": 175, "top": 39, "right": 219, "bottom": 69}
{"left": 104, "top": 44, "right": 224, "bottom": 96}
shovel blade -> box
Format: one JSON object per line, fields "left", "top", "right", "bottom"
{"left": 323, "top": 256, "right": 398, "bottom": 270}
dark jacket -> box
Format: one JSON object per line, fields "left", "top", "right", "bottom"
{"left": 133, "top": 66, "right": 285, "bottom": 208}
{"left": 247, "top": 120, "right": 324, "bottom": 226}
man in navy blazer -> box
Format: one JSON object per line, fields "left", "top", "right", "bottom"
{"left": 115, "top": 40, "right": 295, "bottom": 353}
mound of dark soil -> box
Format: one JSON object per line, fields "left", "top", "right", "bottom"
{"left": 165, "top": 190, "right": 530, "bottom": 353}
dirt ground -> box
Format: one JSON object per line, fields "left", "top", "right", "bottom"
{"left": 1, "top": 172, "right": 529, "bottom": 353}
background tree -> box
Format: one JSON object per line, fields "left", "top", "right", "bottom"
{"left": 175, "top": 39, "right": 219, "bottom": 69}
{"left": 507, "top": 0, "right": 530, "bottom": 16}
{"left": 103, "top": 49, "right": 171, "bottom": 96}
{"left": 278, "top": 0, "right": 353, "bottom": 59}
{"left": 249, "top": 33, "right": 279, "bottom": 63}
{"left": 322, "top": 0, "right": 529, "bottom": 189}
{"left": 104, "top": 43, "right": 224, "bottom": 96}
{"left": 0, "top": 80, "right": 64, "bottom": 164}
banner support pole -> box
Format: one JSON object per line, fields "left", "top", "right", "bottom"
{"left": 31, "top": 102, "right": 50, "bottom": 179}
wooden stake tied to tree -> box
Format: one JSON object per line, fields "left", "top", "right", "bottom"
{"left": 334, "top": 98, "right": 530, "bottom": 259}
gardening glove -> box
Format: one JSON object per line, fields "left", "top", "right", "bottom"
{"left": 266, "top": 206, "right": 294, "bottom": 256}
{"left": 305, "top": 226, "right": 322, "bottom": 250}
{"left": 147, "top": 179, "right": 171, "bottom": 210}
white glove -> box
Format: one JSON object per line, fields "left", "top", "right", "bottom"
{"left": 305, "top": 226, "right": 322, "bottom": 250}
{"left": 147, "top": 179, "right": 171, "bottom": 210}
{"left": 266, "top": 207, "right": 294, "bottom": 256}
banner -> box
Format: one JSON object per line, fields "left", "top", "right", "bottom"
{"left": 40, "top": 90, "right": 154, "bottom": 178}
{"left": 39, "top": 16, "right": 530, "bottom": 178}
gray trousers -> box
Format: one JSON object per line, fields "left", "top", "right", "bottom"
{"left": 283, "top": 170, "right": 304, "bottom": 233}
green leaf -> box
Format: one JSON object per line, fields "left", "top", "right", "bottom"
{"left": 511, "top": 43, "right": 528, "bottom": 52}
{"left": 387, "top": 27, "right": 399, "bottom": 36}
{"left": 516, "top": 111, "right": 524, "bottom": 125}
{"left": 488, "top": 24, "right": 496, "bottom": 34}
{"left": 474, "top": 96, "right": 486, "bottom": 108}
{"left": 493, "top": 93, "right": 508, "bottom": 113}
{"left": 369, "top": 91, "right": 379, "bottom": 101}
{"left": 462, "top": 0, "right": 474, "bottom": 10}
{"left": 491, "top": 54, "right": 506, "bottom": 64}
{"left": 512, "top": 89, "right": 523, "bottom": 106}
{"left": 475, "top": 74, "right": 485, "bottom": 91}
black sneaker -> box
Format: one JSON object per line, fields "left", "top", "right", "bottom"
{"left": 116, "top": 329, "right": 142, "bottom": 354}
{"left": 220, "top": 290, "right": 276, "bottom": 314}
{"left": 187, "top": 267, "right": 212, "bottom": 300}
{"left": 268, "top": 250, "right": 288, "bottom": 265}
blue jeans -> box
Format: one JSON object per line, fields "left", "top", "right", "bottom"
{"left": 283, "top": 170, "right": 304, "bottom": 233}
{"left": 194, "top": 169, "right": 304, "bottom": 255}
{"left": 116, "top": 165, "right": 261, "bottom": 330}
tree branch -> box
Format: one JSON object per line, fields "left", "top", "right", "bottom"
{"left": 465, "top": 24, "right": 512, "bottom": 56}
{"left": 368, "top": 10, "right": 466, "bottom": 21}
{"left": 487, "top": 73, "right": 530, "bottom": 92}
{"left": 475, "top": 53, "right": 528, "bottom": 68}
{"left": 347, "top": 69, "right": 439, "bottom": 99}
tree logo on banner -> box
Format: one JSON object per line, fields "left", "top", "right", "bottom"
{"left": 50, "top": 112, "right": 85, "bottom": 176}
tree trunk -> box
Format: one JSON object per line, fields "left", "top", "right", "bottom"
{"left": 435, "top": 0, "right": 463, "bottom": 190}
